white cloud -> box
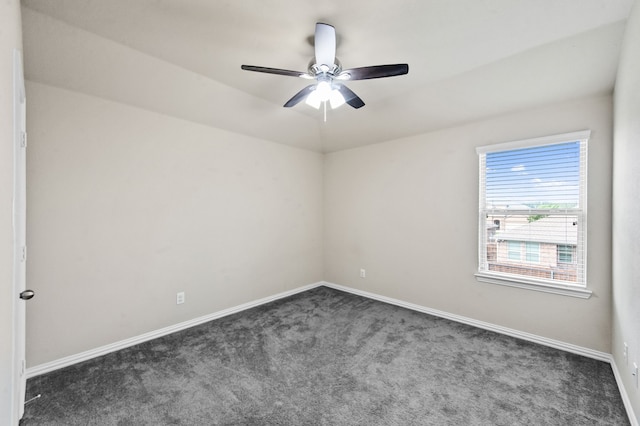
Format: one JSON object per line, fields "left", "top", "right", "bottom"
{"left": 511, "top": 165, "right": 525, "bottom": 172}
{"left": 536, "top": 180, "right": 566, "bottom": 188}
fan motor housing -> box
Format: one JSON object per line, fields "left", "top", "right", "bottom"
{"left": 309, "top": 58, "right": 342, "bottom": 78}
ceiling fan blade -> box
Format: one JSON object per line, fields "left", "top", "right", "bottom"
{"left": 338, "top": 64, "right": 409, "bottom": 80}
{"left": 314, "top": 23, "right": 336, "bottom": 67}
{"left": 283, "top": 85, "right": 316, "bottom": 108}
{"left": 336, "top": 84, "right": 365, "bottom": 109}
{"left": 241, "top": 65, "right": 309, "bottom": 78}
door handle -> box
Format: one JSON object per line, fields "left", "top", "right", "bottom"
{"left": 19, "top": 289, "right": 35, "bottom": 300}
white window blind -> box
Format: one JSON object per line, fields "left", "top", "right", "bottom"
{"left": 476, "top": 131, "right": 589, "bottom": 291}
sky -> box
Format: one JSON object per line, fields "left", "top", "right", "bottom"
{"left": 485, "top": 141, "right": 581, "bottom": 209}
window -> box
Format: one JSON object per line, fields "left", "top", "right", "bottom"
{"left": 508, "top": 241, "right": 520, "bottom": 260}
{"left": 476, "top": 131, "right": 590, "bottom": 298}
{"left": 525, "top": 242, "right": 540, "bottom": 263}
{"left": 557, "top": 244, "right": 575, "bottom": 264}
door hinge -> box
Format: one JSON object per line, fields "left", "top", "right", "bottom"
{"left": 21, "top": 246, "right": 26, "bottom": 262}
{"left": 21, "top": 131, "right": 27, "bottom": 148}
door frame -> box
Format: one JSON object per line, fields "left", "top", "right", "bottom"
{"left": 12, "top": 47, "right": 27, "bottom": 422}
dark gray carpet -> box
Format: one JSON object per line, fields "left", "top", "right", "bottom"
{"left": 21, "top": 286, "right": 629, "bottom": 425}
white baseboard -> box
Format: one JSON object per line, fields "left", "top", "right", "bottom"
{"left": 610, "top": 356, "right": 639, "bottom": 426}
{"left": 26, "top": 281, "right": 324, "bottom": 379}
{"left": 321, "top": 281, "right": 610, "bottom": 361}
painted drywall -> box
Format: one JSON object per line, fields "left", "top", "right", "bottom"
{"left": 0, "top": 2, "right": 23, "bottom": 424}
{"left": 613, "top": 0, "right": 640, "bottom": 419}
{"left": 25, "top": 82, "right": 323, "bottom": 366}
{"left": 324, "top": 95, "right": 613, "bottom": 353}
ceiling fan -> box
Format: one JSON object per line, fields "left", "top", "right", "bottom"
{"left": 241, "top": 23, "right": 409, "bottom": 111}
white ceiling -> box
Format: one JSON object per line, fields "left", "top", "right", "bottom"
{"left": 21, "top": 0, "right": 634, "bottom": 152}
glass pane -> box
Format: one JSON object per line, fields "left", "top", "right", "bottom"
{"left": 558, "top": 244, "right": 574, "bottom": 263}
{"left": 484, "top": 213, "right": 580, "bottom": 283}
{"left": 508, "top": 241, "right": 520, "bottom": 260}
{"left": 525, "top": 242, "right": 540, "bottom": 262}
{"left": 485, "top": 142, "right": 580, "bottom": 209}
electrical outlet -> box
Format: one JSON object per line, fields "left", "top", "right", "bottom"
{"left": 176, "top": 292, "right": 185, "bottom": 305}
{"left": 633, "top": 363, "right": 638, "bottom": 389}
{"left": 360, "top": 268, "right": 366, "bottom": 278}
{"left": 624, "top": 343, "right": 628, "bottom": 365}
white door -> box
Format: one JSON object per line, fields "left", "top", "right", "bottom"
{"left": 13, "top": 48, "right": 29, "bottom": 422}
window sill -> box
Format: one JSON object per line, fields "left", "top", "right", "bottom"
{"left": 475, "top": 272, "right": 592, "bottom": 299}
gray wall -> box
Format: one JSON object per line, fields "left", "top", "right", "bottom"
{"left": 25, "top": 82, "right": 324, "bottom": 366}
{"left": 324, "top": 95, "right": 613, "bottom": 353}
{"left": 613, "top": 0, "right": 640, "bottom": 418}
{"left": 0, "top": 1, "right": 23, "bottom": 424}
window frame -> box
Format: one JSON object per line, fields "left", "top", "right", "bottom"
{"left": 475, "top": 130, "right": 591, "bottom": 299}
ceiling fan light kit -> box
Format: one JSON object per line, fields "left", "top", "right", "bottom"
{"left": 241, "top": 22, "right": 409, "bottom": 116}
{"left": 305, "top": 81, "right": 346, "bottom": 109}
